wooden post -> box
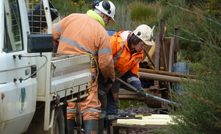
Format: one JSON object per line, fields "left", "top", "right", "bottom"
{"left": 160, "top": 19, "right": 168, "bottom": 71}
{"left": 154, "top": 33, "right": 160, "bottom": 88}
{"left": 174, "top": 26, "right": 179, "bottom": 63}
{"left": 168, "top": 38, "right": 175, "bottom": 72}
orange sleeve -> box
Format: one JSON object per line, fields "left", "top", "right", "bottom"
{"left": 131, "top": 54, "right": 144, "bottom": 77}
{"left": 96, "top": 31, "right": 115, "bottom": 82}
{"left": 110, "top": 36, "right": 118, "bottom": 56}
{"left": 52, "top": 23, "right": 61, "bottom": 43}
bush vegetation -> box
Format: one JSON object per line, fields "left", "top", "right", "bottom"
{"left": 162, "top": 1, "right": 221, "bottom": 133}
{"left": 49, "top": 0, "right": 221, "bottom": 133}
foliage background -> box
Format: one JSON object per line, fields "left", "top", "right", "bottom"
{"left": 50, "top": 0, "right": 221, "bottom": 63}
{"left": 48, "top": 0, "right": 221, "bottom": 133}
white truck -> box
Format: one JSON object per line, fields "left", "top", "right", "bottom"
{"left": 0, "top": 0, "right": 93, "bottom": 133}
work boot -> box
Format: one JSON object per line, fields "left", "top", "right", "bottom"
{"left": 84, "top": 119, "right": 99, "bottom": 134}
{"left": 67, "top": 119, "right": 75, "bottom": 134}
{"left": 98, "top": 111, "right": 106, "bottom": 134}
{"left": 98, "top": 117, "right": 105, "bottom": 134}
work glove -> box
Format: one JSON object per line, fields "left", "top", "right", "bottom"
{"left": 105, "top": 77, "right": 114, "bottom": 85}
{"left": 136, "top": 88, "right": 146, "bottom": 97}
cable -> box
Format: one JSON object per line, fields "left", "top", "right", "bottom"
{"left": 169, "top": 33, "right": 204, "bottom": 44}
{"left": 168, "top": 33, "right": 221, "bottom": 51}
{"left": 87, "top": 53, "right": 99, "bottom": 89}
{"left": 179, "top": 28, "right": 207, "bottom": 43}
{"left": 19, "top": 54, "right": 48, "bottom": 81}
{"left": 166, "top": 2, "right": 221, "bottom": 26}
{"left": 164, "top": 2, "right": 221, "bottom": 51}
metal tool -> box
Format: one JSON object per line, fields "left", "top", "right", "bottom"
{"left": 116, "top": 77, "right": 181, "bottom": 106}
{"left": 114, "top": 117, "right": 142, "bottom": 120}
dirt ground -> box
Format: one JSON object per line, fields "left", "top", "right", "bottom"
{"left": 73, "top": 125, "right": 169, "bottom": 134}
{"left": 74, "top": 128, "right": 158, "bottom": 134}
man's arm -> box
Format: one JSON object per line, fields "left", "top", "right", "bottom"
{"left": 97, "top": 32, "right": 115, "bottom": 82}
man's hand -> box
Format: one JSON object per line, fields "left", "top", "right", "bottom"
{"left": 53, "top": 40, "right": 59, "bottom": 46}
{"left": 105, "top": 77, "right": 114, "bottom": 85}
{"left": 136, "top": 88, "right": 146, "bottom": 97}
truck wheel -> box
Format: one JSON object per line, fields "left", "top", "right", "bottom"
{"left": 50, "top": 106, "right": 65, "bottom": 134}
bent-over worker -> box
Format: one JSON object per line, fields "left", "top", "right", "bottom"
{"left": 98, "top": 24, "right": 155, "bottom": 134}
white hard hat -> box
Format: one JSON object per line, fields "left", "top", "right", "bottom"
{"left": 133, "top": 24, "right": 155, "bottom": 46}
{"left": 95, "top": 1, "right": 116, "bottom": 21}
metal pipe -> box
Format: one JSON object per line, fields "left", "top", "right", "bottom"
{"left": 139, "top": 68, "right": 197, "bottom": 79}
{"left": 139, "top": 71, "right": 187, "bottom": 83}
{"left": 48, "top": 108, "right": 55, "bottom": 129}
{"left": 116, "top": 77, "right": 180, "bottom": 106}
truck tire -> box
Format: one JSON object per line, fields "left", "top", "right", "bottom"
{"left": 50, "top": 106, "right": 65, "bottom": 134}
{"left": 23, "top": 103, "right": 66, "bottom": 134}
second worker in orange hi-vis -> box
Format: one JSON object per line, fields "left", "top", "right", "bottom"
{"left": 98, "top": 24, "right": 155, "bottom": 134}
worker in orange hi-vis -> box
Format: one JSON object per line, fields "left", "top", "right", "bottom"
{"left": 98, "top": 24, "right": 155, "bottom": 134}
{"left": 52, "top": 1, "right": 116, "bottom": 134}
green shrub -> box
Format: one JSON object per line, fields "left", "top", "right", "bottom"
{"left": 129, "top": 2, "right": 159, "bottom": 26}
{"left": 51, "top": 0, "right": 90, "bottom": 16}
{"left": 168, "top": 31, "right": 221, "bottom": 134}
{"left": 169, "top": 53, "right": 221, "bottom": 133}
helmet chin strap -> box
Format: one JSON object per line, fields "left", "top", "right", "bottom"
{"left": 94, "top": 9, "right": 102, "bottom": 14}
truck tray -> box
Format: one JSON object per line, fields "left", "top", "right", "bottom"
{"left": 37, "top": 54, "right": 92, "bottom": 102}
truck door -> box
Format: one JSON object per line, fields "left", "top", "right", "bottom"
{"left": 0, "top": 0, "right": 37, "bottom": 134}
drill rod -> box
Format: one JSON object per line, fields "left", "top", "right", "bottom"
{"left": 116, "top": 77, "right": 181, "bottom": 106}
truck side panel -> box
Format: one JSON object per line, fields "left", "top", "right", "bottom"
{"left": 0, "top": 0, "right": 37, "bottom": 133}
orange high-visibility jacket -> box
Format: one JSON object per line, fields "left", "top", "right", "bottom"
{"left": 110, "top": 31, "right": 144, "bottom": 77}
{"left": 52, "top": 13, "right": 115, "bottom": 82}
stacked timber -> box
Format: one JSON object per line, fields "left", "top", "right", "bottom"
{"left": 116, "top": 114, "right": 173, "bottom": 125}
{"left": 110, "top": 114, "right": 175, "bottom": 134}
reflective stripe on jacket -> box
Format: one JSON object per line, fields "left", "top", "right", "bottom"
{"left": 110, "top": 31, "right": 144, "bottom": 77}
{"left": 52, "top": 11, "right": 115, "bottom": 82}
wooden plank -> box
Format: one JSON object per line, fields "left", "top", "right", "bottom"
{"left": 110, "top": 120, "right": 167, "bottom": 134}
{"left": 118, "top": 88, "right": 147, "bottom": 100}
{"left": 112, "top": 121, "right": 166, "bottom": 129}
{"left": 116, "top": 114, "right": 173, "bottom": 125}
{"left": 118, "top": 95, "right": 145, "bottom": 100}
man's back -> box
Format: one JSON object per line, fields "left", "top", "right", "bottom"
{"left": 53, "top": 13, "right": 110, "bottom": 55}
{"left": 52, "top": 1, "right": 117, "bottom": 133}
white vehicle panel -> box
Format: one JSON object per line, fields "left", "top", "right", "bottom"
{"left": 0, "top": 1, "right": 3, "bottom": 52}
{"left": 0, "top": 0, "right": 38, "bottom": 133}
{"left": 0, "top": 77, "right": 37, "bottom": 134}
